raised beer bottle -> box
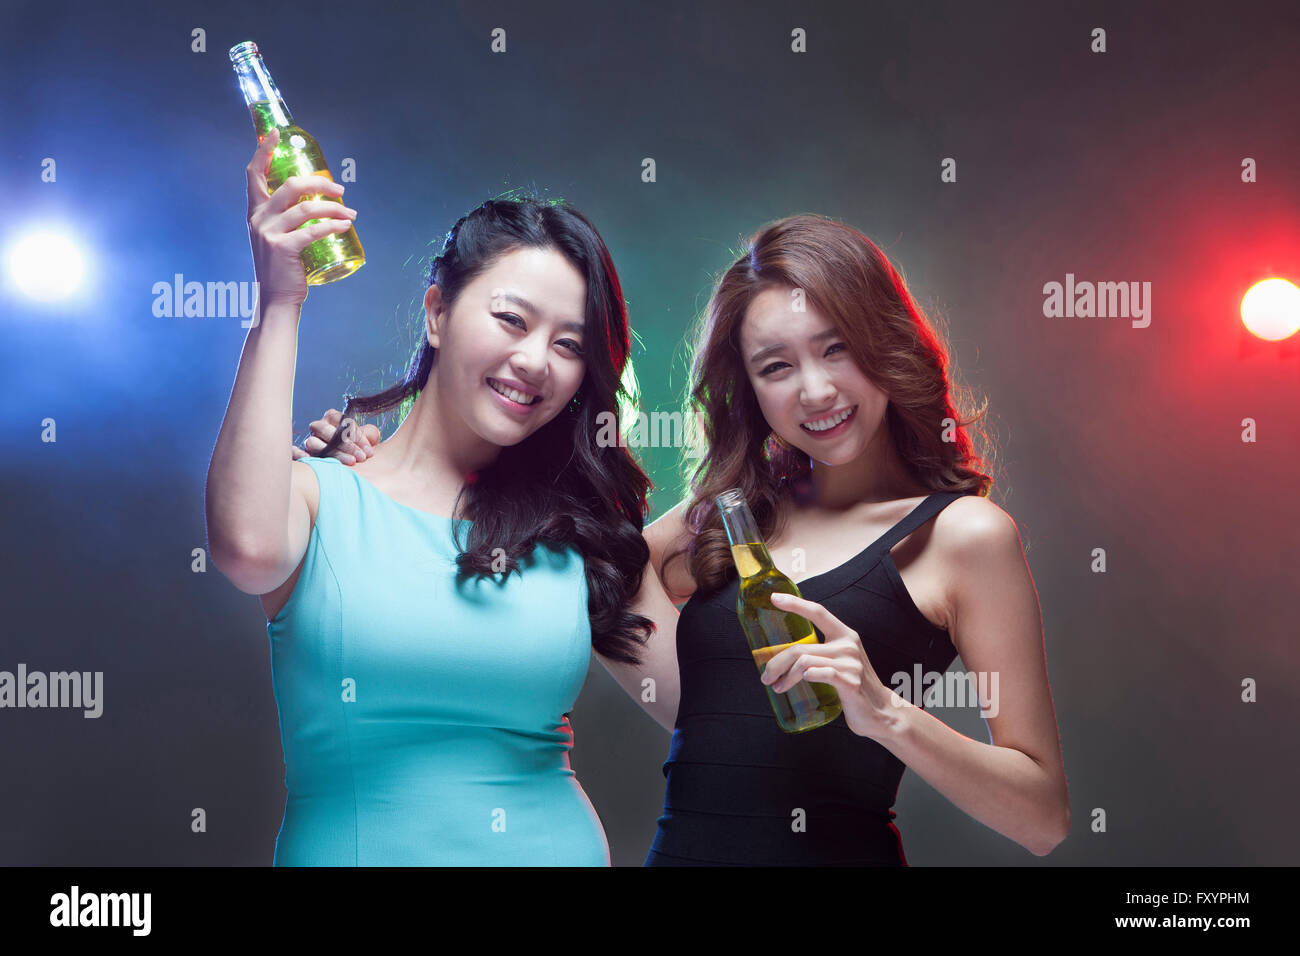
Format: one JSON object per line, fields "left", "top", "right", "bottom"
{"left": 228, "top": 40, "right": 364, "bottom": 285}
{"left": 716, "top": 488, "right": 842, "bottom": 733}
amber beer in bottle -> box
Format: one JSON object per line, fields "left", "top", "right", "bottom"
{"left": 228, "top": 40, "right": 364, "bottom": 285}
{"left": 717, "top": 488, "right": 842, "bottom": 733}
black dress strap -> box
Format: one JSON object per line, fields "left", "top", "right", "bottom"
{"left": 874, "top": 492, "right": 968, "bottom": 555}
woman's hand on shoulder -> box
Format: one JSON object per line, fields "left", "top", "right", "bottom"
{"left": 290, "top": 408, "right": 381, "bottom": 465}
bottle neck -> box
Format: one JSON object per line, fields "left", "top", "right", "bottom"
{"left": 718, "top": 498, "right": 761, "bottom": 547}
{"left": 230, "top": 52, "right": 294, "bottom": 134}
{"left": 717, "top": 490, "right": 774, "bottom": 578}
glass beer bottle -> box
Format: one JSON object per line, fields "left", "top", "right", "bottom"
{"left": 717, "top": 488, "right": 842, "bottom": 733}
{"left": 228, "top": 40, "right": 365, "bottom": 285}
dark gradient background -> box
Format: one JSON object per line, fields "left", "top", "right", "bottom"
{"left": 2, "top": 0, "right": 1297, "bottom": 866}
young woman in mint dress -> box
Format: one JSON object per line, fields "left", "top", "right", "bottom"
{"left": 207, "top": 129, "right": 680, "bottom": 865}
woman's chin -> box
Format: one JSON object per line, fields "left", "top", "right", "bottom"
{"left": 796, "top": 438, "right": 866, "bottom": 468}
{"left": 472, "top": 416, "right": 547, "bottom": 448}
{"left": 476, "top": 427, "right": 526, "bottom": 448}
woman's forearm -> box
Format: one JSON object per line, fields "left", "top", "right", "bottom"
{"left": 205, "top": 300, "right": 303, "bottom": 568}
{"left": 873, "top": 697, "right": 1070, "bottom": 856}
{"left": 594, "top": 559, "right": 682, "bottom": 732}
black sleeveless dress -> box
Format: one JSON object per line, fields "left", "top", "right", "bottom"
{"left": 644, "top": 492, "right": 969, "bottom": 866}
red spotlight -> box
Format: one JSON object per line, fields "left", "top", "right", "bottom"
{"left": 1240, "top": 278, "right": 1300, "bottom": 341}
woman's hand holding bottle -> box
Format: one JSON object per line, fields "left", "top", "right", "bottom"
{"left": 763, "top": 592, "right": 904, "bottom": 740}
{"left": 246, "top": 127, "right": 357, "bottom": 312}
{"left": 208, "top": 135, "right": 359, "bottom": 588}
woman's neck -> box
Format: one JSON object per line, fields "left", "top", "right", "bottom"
{"left": 376, "top": 379, "right": 501, "bottom": 487}
{"left": 805, "top": 431, "right": 926, "bottom": 511}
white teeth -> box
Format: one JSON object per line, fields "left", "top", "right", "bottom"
{"left": 489, "top": 379, "right": 537, "bottom": 405}
{"left": 802, "top": 407, "right": 853, "bottom": 432}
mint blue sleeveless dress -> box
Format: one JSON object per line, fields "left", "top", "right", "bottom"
{"left": 265, "top": 456, "right": 609, "bottom": 866}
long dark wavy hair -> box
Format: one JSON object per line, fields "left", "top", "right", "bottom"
{"left": 663, "top": 213, "right": 999, "bottom": 595}
{"left": 315, "top": 192, "right": 655, "bottom": 665}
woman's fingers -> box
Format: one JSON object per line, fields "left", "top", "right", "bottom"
{"left": 305, "top": 421, "right": 364, "bottom": 461}
{"left": 318, "top": 411, "right": 377, "bottom": 452}
{"left": 245, "top": 128, "right": 279, "bottom": 217}
{"left": 244, "top": 139, "right": 344, "bottom": 305}
{"left": 307, "top": 410, "right": 377, "bottom": 461}
{"left": 338, "top": 418, "right": 369, "bottom": 460}
{"left": 279, "top": 216, "right": 353, "bottom": 256}
{"left": 338, "top": 416, "right": 380, "bottom": 449}
{"left": 309, "top": 411, "right": 342, "bottom": 439}
{"left": 278, "top": 199, "right": 357, "bottom": 232}
{"left": 770, "top": 654, "right": 841, "bottom": 694}
{"left": 759, "top": 593, "right": 857, "bottom": 685}
{"left": 769, "top": 591, "right": 849, "bottom": 639}
{"left": 246, "top": 133, "right": 344, "bottom": 219}
{"left": 301, "top": 434, "right": 355, "bottom": 462}
{"left": 249, "top": 166, "right": 344, "bottom": 219}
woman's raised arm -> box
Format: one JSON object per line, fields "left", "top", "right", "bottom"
{"left": 205, "top": 128, "right": 357, "bottom": 594}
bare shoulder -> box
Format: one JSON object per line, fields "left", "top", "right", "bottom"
{"left": 934, "top": 494, "right": 1021, "bottom": 560}
{"left": 932, "top": 497, "right": 1027, "bottom": 618}
{"left": 928, "top": 496, "right": 1029, "bottom": 657}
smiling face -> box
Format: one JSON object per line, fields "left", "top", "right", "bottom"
{"left": 738, "top": 285, "right": 890, "bottom": 467}
{"left": 424, "top": 245, "right": 588, "bottom": 450}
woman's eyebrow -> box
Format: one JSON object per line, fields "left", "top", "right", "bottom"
{"left": 748, "top": 327, "right": 836, "bottom": 363}
{"left": 493, "top": 291, "right": 584, "bottom": 333}
{"left": 748, "top": 342, "right": 786, "bottom": 363}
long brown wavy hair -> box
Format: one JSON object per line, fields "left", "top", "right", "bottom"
{"left": 662, "top": 213, "right": 999, "bottom": 596}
